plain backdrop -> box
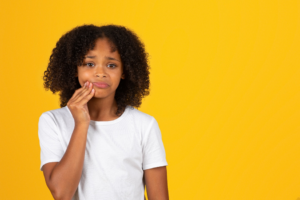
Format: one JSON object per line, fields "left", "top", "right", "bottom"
{"left": 0, "top": 0, "right": 300, "bottom": 199}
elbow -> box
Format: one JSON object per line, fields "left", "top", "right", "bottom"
{"left": 47, "top": 174, "right": 75, "bottom": 200}
{"left": 52, "top": 194, "right": 70, "bottom": 200}
{"left": 51, "top": 191, "right": 61, "bottom": 200}
{"left": 49, "top": 184, "right": 69, "bottom": 200}
{"left": 51, "top": 189, "right": 64, "bottom": 200}
{"left": 51, "top": 189, "right": 73, "bottom": 200}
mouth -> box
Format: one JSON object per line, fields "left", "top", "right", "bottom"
{"left": 93, "top": 82, "right": 109, "bottom": 89}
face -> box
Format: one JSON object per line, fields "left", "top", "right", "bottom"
{"left": 76, "top": 37, "right": 125, "bottom": 99}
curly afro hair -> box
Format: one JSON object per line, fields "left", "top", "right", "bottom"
{"left": 43, "top": 24, "right": 151, "bottom": 116}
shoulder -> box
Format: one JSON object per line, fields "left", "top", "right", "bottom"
{"left": 128, "top": 106, "right": 155, "bottom": 124}
{"left": 38, "top": 106, "right": 72, "bottom": 126}
{"left": 39, "top": 106, "right": 69, "bottom": 118}
{"left": 127, "top": 106, "right": 157, "bottom": 133}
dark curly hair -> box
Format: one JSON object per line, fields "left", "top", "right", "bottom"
{"left": 42, "top": 24, "right": 151, "bottom": 116}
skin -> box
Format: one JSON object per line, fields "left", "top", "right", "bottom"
{"left": 75, "top": 37, "right": 169, "bottom": 199}
{"left": 42, "top": 38, "right": 169, "bottom": 199}
{"left": 43, "top": 39, "right": 169, "bottom": 200}
{"left": 144, "top": 166, "right": 169, "bottom": 200}
{"left": 75, "top": 37, "right": 126, "bottom": 120}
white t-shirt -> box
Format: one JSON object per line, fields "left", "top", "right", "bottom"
{"left": 38, "top": 105, "right": 168, "bottom": 200}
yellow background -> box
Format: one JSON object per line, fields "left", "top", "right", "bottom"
{"left": 0, "top": 0, "right": 300, "bottom": 199}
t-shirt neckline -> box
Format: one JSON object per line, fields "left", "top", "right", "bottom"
{"left": 65, "top": 105, "right": 130, "bottom": 125}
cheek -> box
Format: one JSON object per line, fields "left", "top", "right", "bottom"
{"left": 114, "top": 72, "right": 123, "bottom": 80}
{"left": 80, "top": 70, "right": 91, "bottom": 77}
{"left": 77, "top": 70, "right": 93, "bottom": 85}
{"left": 78, "top": 69, "right": 92, "bottom": 78}
{"left": 110, "top": 74, "right": 122, "bottom": 87}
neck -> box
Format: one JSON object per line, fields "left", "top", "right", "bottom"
{"left": 87, "top": 94, "right": 120, "bottom": 121}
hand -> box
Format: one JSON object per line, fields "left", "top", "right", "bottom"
{"left": 66, "top": 81, "right": 95, "bottom": 125}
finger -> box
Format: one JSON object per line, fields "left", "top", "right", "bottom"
{"left": 75, "top": 82, "right": 93, "bottom": 104}
{"left": 78, "top": 83, "right": 95, "bottom": 105}
{"left": 75, "top": 82, "right": 90, "bottom": 100}
{"left": 82, "top": 85, "right": 95, "bottom": 102}
{"left": 68, "top": 82, "right": 89, "bottom": 105}
{"left": 74, "top": 81, "right": 87, "bottom": 93}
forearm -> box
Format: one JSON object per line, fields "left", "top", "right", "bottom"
{"left": 145, "top": 166, "right": 169, "bottom": 200}
{"left": 49, "top": 124, "right": 89, "bottom": 200}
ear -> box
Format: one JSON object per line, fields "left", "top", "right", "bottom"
{"left": 121, "top": 73, "right": 125, "bottom": 79}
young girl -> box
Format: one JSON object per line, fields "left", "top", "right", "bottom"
{"left": 38, "top": 24, "right": 169, "bottom": 200}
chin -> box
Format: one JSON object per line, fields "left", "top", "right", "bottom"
{"left": 93, "top": 90, "right": 113, "bottom": 98}
{"left": 93, "top": 93, "right": 106, "bottom": 98}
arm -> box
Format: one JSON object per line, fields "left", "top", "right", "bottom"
{"left": 144, "top": 166, "right": 169, "bottom": 200}
{"left": 42, "top": 124, "right": 89, "bottom": 200}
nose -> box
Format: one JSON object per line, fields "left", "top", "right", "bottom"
{"left": 95, "top": 65, "right": 106, "bottom": 77}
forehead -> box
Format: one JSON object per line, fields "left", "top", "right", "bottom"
{"left": 87, "top": 37, "right": 118, "bottom": 54}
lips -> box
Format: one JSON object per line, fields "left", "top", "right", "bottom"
{"left": 93, "top": 82, "right": 109, "bottom": 88}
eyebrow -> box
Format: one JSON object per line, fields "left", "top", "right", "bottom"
{"left": 85, "top": 55, "right": 120, "bottom": 62}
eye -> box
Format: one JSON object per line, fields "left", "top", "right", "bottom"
{"left": 84, "top": 62, "right": 94, "bottom": 67}
{"left": 108, "top": 64, "right": 116, "bottom": 68}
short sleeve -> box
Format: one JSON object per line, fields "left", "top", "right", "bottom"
{"left": 38, "top": 112, "right": 65, "bottom": 171}
{"left": 142, "top": 117, "right": 168, "bottom": 170}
